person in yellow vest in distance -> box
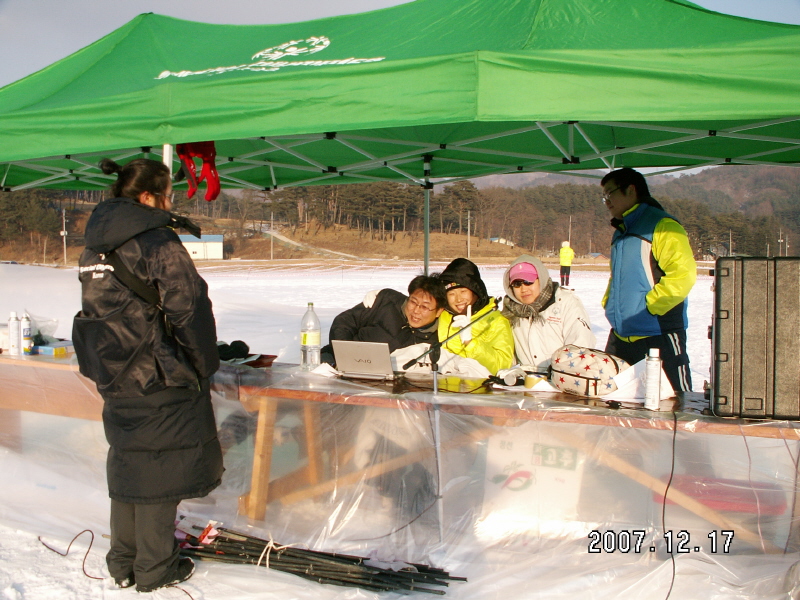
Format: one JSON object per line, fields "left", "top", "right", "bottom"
{"left": 559, "top": 241, "right": 575, "bottom": 288}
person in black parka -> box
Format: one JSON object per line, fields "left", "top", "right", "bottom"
{"left": 73, "top": 158, "right": 223, "bottom": 593}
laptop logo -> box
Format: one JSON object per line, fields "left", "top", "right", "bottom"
{"left": 355, "top": 358, "right": 372, "bottom": 364}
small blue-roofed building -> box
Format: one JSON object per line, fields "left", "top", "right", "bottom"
{"left": 178, "top": 234, "right": 224, "bottom": 260}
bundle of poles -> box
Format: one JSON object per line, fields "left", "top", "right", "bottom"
{"left": 181, "top": 527, "right": 466, "bottom": 595}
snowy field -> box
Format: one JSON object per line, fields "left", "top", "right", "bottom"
{"left": 0, "top": 261, "right": 715, "bottom": 389}
{"left": 0, "top": 261, "right": 723, "bottom": 599}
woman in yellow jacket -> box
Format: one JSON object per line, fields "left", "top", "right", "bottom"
{"left": 437, "top": 258, "right": 514, "bottom": 375}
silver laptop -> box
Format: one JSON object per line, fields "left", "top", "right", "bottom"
{"left": 332, "top": 340, "right": 395, "bottom": 381}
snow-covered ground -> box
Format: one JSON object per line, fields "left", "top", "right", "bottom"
{"left": 0, "top": 261, "right": 729, "bottom": 600}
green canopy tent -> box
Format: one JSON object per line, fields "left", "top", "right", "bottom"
{"left": 1, "top": 0, "right": 799, "bottom": 266}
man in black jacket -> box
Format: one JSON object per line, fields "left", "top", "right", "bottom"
{"left": 320, "top": 275, "right": 446, "bottom": 365}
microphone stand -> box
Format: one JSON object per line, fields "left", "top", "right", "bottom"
{"left": 402, "top": 297, "right": 503, "bottom": 373}
{"left": 401, "top": 297, "right": 501, "bottom": 546}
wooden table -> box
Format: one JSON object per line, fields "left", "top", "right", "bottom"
{"left": 3, "top": 354, "right": 799, "bottom": 553}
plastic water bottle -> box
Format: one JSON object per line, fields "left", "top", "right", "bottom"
{"left": 644, "top": 348, "right": 661, "bottom": 410}
{"left": 300, "top": 302, "right": 321, "bottom": 370}
{"left": 8, "top": 312, "right": 20, "bottom": 356}
{"left": 20, "top": 313, "right": 33, "bottom": 355}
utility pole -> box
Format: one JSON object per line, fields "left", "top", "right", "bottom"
{"left": 568, "top": 214, "right": 572, "bottom": 244}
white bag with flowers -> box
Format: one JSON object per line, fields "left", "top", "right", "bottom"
{"left": 549, "top": 344, "right": 630, "bottom": 397}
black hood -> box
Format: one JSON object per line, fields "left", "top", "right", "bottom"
{"left": 84, "top": 197, "right": 172, "bottom": 254}
{"left": 83, "top": 197, "right": 201, "bottom": 254}
{"left": 439, "top": 258, "right": 490, "bottom": 313}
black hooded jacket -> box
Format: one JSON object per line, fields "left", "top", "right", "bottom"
{"left": 326, "top": 289, "right": 439, "bottom": 352}
{"left": 74, "top": 197, "right": 222, "bottom": 503}
{"left": 76, "top": 197, "right": 219, "bottom": 397}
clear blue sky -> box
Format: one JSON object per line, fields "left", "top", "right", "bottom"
{"left": 1, "top": 0, "right": 799, "bottom": 89}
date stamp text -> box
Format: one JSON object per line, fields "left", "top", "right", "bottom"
{"left": 588, "top": 530, "right": 735, "bottom": 554}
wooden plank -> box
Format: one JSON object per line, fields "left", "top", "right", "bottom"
{"left": 277, "top": 426, "right": 496, "bottom": 506}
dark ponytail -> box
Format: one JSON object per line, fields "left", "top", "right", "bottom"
{"left": 100, "top": 158, "right": 171, "bottom": 202}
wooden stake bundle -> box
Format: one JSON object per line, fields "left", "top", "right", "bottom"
{"left": 181, "top": 527, "right": 466, "bottom": 595}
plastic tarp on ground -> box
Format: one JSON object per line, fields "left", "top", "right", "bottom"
{"left": 2, "top": 362, "right": 800, "bottom": 599}
{"left": 1, "top": 0, "right": 800, "bottom": 192}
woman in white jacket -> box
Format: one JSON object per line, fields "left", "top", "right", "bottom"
{"left": 501, "top": 254, "right": 595, "bottom": 373}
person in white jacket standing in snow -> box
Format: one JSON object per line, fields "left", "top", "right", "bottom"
{"left": 501, "top": 254, "right": 595, "bottom": 373}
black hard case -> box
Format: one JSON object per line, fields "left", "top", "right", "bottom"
{"left": 712, "top": 257, "right": 800, "bottom": 419}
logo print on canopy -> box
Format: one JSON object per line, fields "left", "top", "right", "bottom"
{"left": 156, "top": 36, "right": 384, "bottom": 79}
{"left": 251, "top": 37, "right": 330, "bottom": 60}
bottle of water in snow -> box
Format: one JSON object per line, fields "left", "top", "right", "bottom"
{"left": 300, "top": 302, "right": 321, "bottom": 370}
{"left": 644, "top": 348, "right": 661, "bottom": 410}
{"left": 8, "top": 312, "right": 20, "bottom": 356}
{"left": 20, "top": 313, "right": 33, "bottom": 355}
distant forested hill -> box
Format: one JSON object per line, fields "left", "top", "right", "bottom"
{"left": 1, "top": 165, "right": 797, "bottom": 261}
{"left": 653, "top": 165, "right": 800, "bottom": 221}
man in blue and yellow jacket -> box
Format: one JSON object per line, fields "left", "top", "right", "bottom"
{"left": 600, "top": 168, "right": 696, "bottom": 392}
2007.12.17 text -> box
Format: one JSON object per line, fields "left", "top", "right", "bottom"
{"left": 588, "top": 530, "right": 735, "bottom": 554}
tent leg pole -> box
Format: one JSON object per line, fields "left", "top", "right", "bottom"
{"left": 162, "top": 143, "right": 173, "bottom": 176}
{"left": 424, "top": 187, "right": 430, "bottom": 275}
{"left": 423, "top": 154, "right": 432, "bottom": 275}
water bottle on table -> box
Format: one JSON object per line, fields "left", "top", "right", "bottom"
{"left": 8, "top": 312, "right": 20, "bottom": 356}
{"left": 644, "top": 348, "right": 661, "bottom": 410}
{"left": 300, "top": 302, "right": 321, "bottom": 370}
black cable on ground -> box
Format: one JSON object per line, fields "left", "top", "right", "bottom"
{"left": 660, "top": 410, "right": 679, "bottom": 600}
{"left": 39, "top": 529, "right": 195, "bottom": 598}
{"left": 38, "top": 529, "right": 103, "bottom": 581}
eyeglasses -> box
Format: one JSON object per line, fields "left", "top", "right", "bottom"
{"left": 407, "top": 297, "right": 437, "bottom": 314}
{"left": 601, "top": 187, "right": 621, "bottom": 203}
{"left": 157, "top": 192, "right": 175, "bottom": 203}
{"left": 510, "top": 279, "right": 537, "bottom": 289}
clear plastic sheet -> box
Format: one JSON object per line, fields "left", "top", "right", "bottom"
{"left": 2, "top": 357, "right": 800, "bottom": 599}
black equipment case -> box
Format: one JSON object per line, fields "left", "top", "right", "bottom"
{"left": 712, "top": 257, "right": 800, "bottom": 419}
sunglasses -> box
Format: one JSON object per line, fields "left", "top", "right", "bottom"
{"left": 511, "top": 279, "right": 537, "bottom": 288}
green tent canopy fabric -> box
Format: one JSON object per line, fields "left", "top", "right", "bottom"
{"left": 1, "top": 0, "right": 799, "bottom": 192}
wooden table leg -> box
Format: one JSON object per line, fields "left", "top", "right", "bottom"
{"left": 0, "top": 408, "right": 23, "bottom": 452}
{"left": 302, "top": 402, "right": 323, "bottom": 486}
{"left": 239, "top": 396, "right": 278, "bottom": 521}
